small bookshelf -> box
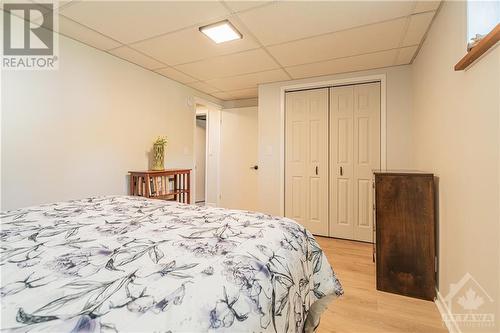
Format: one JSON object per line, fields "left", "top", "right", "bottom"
{"left": 128, "top": 169, "right": 191, "bottom": 204}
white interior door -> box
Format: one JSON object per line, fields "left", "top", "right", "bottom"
{"left": 330, "top": 82, "right": 380, "bottom": 242}
{"left": 205, "top": 107, "right": 220, "bottom": 207}
{"left": 195, "top": 118, "right": 206, "bottom": 203}
{"left": 219, "top": 107, "right": 258, "bottom": 211}
{"left": 330, "top": 86, "right": 354, "bottom": 239}
{"left": 285, "top": 89, "right": 329, "bottom": 236}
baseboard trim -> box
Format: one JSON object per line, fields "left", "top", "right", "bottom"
{"left": 435, "top": 289, "right": 462, "bottom": 333}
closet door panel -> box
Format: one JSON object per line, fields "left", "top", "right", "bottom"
{"left": 285, "top": 89, "right": 328, "bottom": 236}
{"left": 308, "top": 89, "right": 328, "bottom": 234}
{"left": 330, "top": 82, "right": 380, "bottom": 242}
{"left": 286, "top": 93, "right": 308, "bottom": 227}
{"left": 329, "top": 86, "right": 354, "bottom": 239}
{"left": 353, "top": 83, "right": 380, "bottom": 241}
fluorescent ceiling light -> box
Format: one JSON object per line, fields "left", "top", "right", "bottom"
{"left": 199, "top": 20, "right": 242, "bottom": 44}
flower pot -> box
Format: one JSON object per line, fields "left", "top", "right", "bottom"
{"left": 152, "top": 143, "right": 165, "bottom": 171}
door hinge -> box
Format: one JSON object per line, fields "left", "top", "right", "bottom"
{"left": 434, "top": 256, "right": 438, "bottom": 273}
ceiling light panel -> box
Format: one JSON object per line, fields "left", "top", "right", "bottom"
{"left": 200, "top": 20, "right": 242, "bottom": 44}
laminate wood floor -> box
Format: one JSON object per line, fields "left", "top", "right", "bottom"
{"left": 315, "top": 237, "right": 448, "bottom": 333}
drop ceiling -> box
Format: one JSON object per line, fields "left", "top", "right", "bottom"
{"left": 33, "top": 1, "right": 440, "bottom": 100}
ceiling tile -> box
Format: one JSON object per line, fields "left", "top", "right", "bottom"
{"left": 413, "top": 1, "right": 441, "bottom": 13}
{"left": 155, "top": 67, "right": 198, "bottom": 84}
{"left": 206, "top": 69, "right": 288, "bottom": 91}
{"left": 267, "top": 18, "right": 407, "bottom": 67}
{"left": 237, "top": 1, "right": 416, "bottom": 45}
{"left": 60, "top": 1, "right": 229, "bottom": 44}
{"left": 402, "top": 12, "right": 435, "bottom": 46}
{"left": 188, "top": 82, "right": 220, "bottom": 94}
{"left": 29, "top": 10, "right": 121, "bottom": 51}
{"left": 210, "top": 91, "right": 234, "bottom": 100}
{"left": 175, "top": 48, "right": 279, "bottom": 81}
{"left": 395, "top": 45, "right": 418, "bottom": 65}
{"left": 227, "top": 87, "right": 258, "bottom": 99}
{"left": 131, "top": 21, "right": 259, "bottom": 66}
{"left": 108, "top": 46, "right": 165, "bottom": 70}
{"left": 58, "top": 16, "right": 122, "bottom": 50}
{"left": 223, "top": 1, "right": 273, "bottom": 13}
{"left": 31, "top": 0, "right": 74, "bottom": 10}
{"left": 286, "top": 49, "right": 399, "bottom": 79}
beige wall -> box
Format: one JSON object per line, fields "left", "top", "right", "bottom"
{"left": 1, "top": 34, "right": 220, "bottom": 210}
{"left": 412, "top": 1, "right": 499, "bottom": 329}
{"left": 258, "top": 65, "right": 414, "bottom": 215}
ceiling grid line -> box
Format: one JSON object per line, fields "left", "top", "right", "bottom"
{"left": 218, "top": 1, "right": 293, "bottom": 80}
{"left": 118, "top": 9, "right": 440, "bottom": 72}
{"left": 253, "top": 9, "right": 440, "bottom": 49}
{"left": 116, "top": 12, "right": 232, "bottom": 49}
{"left": 32, "top": 0, "right": 440, "bottom": 100}
{"left": 393, "top": 3, "right": 415, "bottom": 66}
{"left": 58, "top": 14, "right": 127, "bottom": 50}
{"left": 286, "top": 45, "right": 420, "bottom": 71}
{"left": 410, "top": 1, "right": 444, "bottom": 64}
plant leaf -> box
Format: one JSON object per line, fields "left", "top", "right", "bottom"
{"left": 175, "top": 263, "right": 198, "bottom": 271}
{"left": 105, "top": 259, "right": 122, "bottom": 271}
{"left": 148, "top": 246, "right": 164, "bottom": 264}
{"left": 16, "top": 308, "right": 58, "bottom": 324}
{"left": 36, "top": 290, "right": 88, "bottom": 313}
{"left": 167, "top": 272, "right": 192, "bottom": 279}
{"left": 65, "top": 227, "right": 79, "bottom": 239}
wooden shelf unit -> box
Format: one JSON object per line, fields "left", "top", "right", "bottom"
{"left": 129, "top": 169, "right": 191, "bottom": 204}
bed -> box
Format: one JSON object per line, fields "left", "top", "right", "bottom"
{"left": 1, "top": 196, "right": 343, "bottom": 332}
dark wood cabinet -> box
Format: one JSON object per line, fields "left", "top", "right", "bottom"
{"left": 374, "top": 171, "right": 436, "bottom": 301}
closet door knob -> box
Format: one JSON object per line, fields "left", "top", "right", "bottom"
{"left": 315, "top": 166, "right": 319, "bottom": 175}
{"left": 340, "top": 166, "right": 343, "bottom": 176}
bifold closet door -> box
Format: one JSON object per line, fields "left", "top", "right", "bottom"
{"left": 285, "top": 89, "right": 329, "bottom": 236}
{"left": 330, "top": 83, "right": 380, "bottom": 242}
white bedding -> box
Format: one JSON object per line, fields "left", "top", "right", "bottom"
{"left": 0, "top": 196, "right": 342, "bottom": 332}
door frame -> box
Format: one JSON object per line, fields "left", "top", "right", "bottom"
{"left": 193, "top": 97, "right": 222, "bottom": 207}
{"left": 194, "top": 110, "right": 208, "bottom": 204}
{"left": 280, "top": 74, "right": 387, "bottom": 216}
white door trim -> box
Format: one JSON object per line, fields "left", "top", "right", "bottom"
{"left": 193, "top": 97, "right": 222, "bottom": 207}
{"left": 279, "top": 74, "right": 387, "bottom": 216}
{"left": 194, "top": 109, "right": 208, "bottom": 204}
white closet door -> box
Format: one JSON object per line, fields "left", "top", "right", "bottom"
{"left": 329, "top": 86, "right": 354, "bottom": 239}
{"left": 353, "top": 83, "right": 380, "bottom": 241}
{"left": 330, "top": 83, "right": 380, "bottom": 242}
{"left": 285, "top": 88, "right": 329, "bottom": 236}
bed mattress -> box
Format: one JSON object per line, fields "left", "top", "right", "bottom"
{"left": 1, "top": 196, "right": 342, "bottom": 332}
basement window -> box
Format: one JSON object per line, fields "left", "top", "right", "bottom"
{"left": 455, "top": 1, "right": 499, "bottom": 70}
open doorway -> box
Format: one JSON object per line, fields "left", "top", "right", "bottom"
{"left": 194, "top": 101, "right": 220, "bottom": 207}
{"left": 195, "top": 112, "right": 207, "bottom": 205}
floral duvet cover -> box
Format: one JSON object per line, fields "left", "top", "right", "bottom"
{"left": 0, "top": 196, "right": 342, "bottom": 332}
